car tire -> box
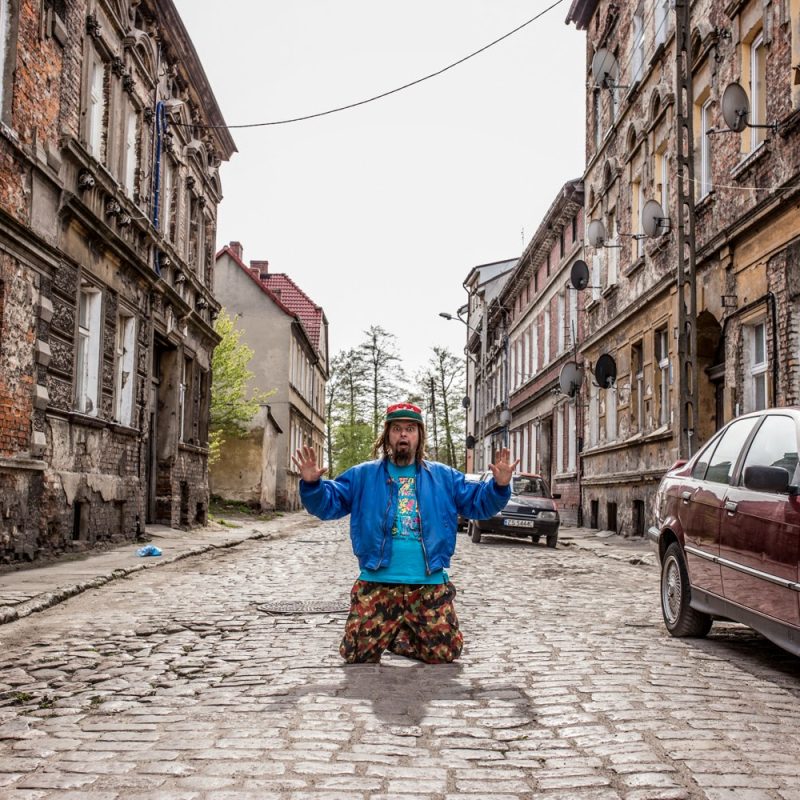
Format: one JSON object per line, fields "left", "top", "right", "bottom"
{"left": 470, "top": 521, "right": 482, "bottom": 544}
{"left": 546, "top": 532, "right": 558, "bottom": 548}
{"left": 530, "top": 534, "right": 540, "bottom": 544}
{"left": 661, "top": 542, "right": 712, "bottom": 638}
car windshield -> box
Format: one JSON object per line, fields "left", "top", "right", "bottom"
{"left": 512, "top": 476, "right": 547, "bottom": 497}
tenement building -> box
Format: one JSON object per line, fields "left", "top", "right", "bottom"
{"left": 568, "top": 0, "right": 800, "bottom": 534}
{"left": 0, "top": 0, "right": 235, "bottom": 562}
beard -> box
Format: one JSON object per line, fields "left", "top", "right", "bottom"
{"left": 392, "top": 443, "right": 414, "bottom": 465}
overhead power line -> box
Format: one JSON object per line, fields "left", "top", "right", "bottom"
{"left": 185, "top": 0, "right": 567, "bottom": 130}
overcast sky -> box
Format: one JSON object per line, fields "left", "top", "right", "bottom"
{"left": 172, "top": 1, "right": 586, "bottom": 376}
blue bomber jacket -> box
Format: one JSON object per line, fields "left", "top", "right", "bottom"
{"left": 299, "top": 459, "right": 511, "bottom": 575}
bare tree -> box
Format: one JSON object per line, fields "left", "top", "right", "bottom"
{"left": 358, "top": 325, "right": 406, "bottom": 437}
{"left": 415, "top": 346, "right": 466, "bottom": 468}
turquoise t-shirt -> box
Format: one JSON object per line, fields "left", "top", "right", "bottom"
{"left": 358, "top": 462, "right": 446, "bottom": 585}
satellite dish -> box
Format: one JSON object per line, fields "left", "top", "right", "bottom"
{"left": 594, "top": 354, "right": 617, "bottom": 389}
{"left": 465, "top": 434, "right": 476, "bottom": 449}
{"left": 499, "top": 409, "right": 512, "bottom": 426}
{"left": 641, "top": 199, "right": 667, "bottom": 237}
{"left": 591, "top": 48, "right": 620, "bottom": 89}
{"left": 558, "top": 362, "right": 585, "bottom": 397}
{"left": 570, "top": 259, "right": 590, "bottom": 290}
{"left": 461, "top": 395, "right": 471, "bottom": 409}
{"left": 721, "top": 83, "right": 750, "bottom": 132}
{"left": 587, "top": 219, "right": 606, "bottom": 247}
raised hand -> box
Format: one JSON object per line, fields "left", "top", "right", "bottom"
{"left": 291, "top": 445, "right": 328, "bottom": 483}
{"left": 488, "top": 447, "right": 520, "bottom": 487}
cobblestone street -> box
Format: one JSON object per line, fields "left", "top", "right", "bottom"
{"left": 0, "top": 515, "right": 799, "bottom": 800}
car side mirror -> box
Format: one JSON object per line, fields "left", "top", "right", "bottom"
{"left": 552, "top": 492, "right": 561, "bottom": 499}
{"left": 743, "top": 465, "right": 790, "bottom": 494}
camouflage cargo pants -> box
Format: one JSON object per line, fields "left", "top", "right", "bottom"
{"left": 339, "top": 579, "right": 463, "bottom": 664}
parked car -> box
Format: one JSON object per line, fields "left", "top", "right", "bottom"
{"left": 648, "top": 407, "right": 800, "bottom": 657}
{"left": 468, "top": 472, "right": 560, "bottom": 547}
{"left": 457, "top": 473, "right": 483, "bottom": 530}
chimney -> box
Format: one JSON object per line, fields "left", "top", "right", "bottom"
{"left": 229, "top": 241, "right": 243, "bottom": 261}
{"left": 251, "top": 260, "right": 269, "bottom": 280}
{"left": 249, "top": 267, "right": 260, "bottom": 280}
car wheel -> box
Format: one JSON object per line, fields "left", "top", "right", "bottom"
{"left": 546, "top": 532, "right": 558, "bottom": 548}
{"left": 661, "top": 542, "right": 712, "bottom": 638}
{"left": 470, "top": 521, "right": 482, "bottom": 544}
{"left": 530, "top": 534, "right": 540, "bottom": 544}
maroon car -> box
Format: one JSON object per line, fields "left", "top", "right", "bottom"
{"left": 648, "top": 408, "right": 800, "bottom": 656}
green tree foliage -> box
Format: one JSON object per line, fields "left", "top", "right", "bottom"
{"left": 327, "top": 348, "right": 372, "bottom": 474}
{"left": 325, "top": 333, "right": 466, "bottom": 474}
{"left": 209, "top": 309, "right": 273, "bottom": 464}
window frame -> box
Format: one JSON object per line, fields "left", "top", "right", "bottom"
{"left": 75, "top": 283, "right": 103, "bottom": 416}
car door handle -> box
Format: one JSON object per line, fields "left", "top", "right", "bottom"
{"left": 725, "top": 500, "right": 738, "bottom": 514}
{"left": 681, "top": 491, "right": 691, "bottom": 503}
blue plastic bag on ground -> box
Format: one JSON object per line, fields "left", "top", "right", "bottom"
{"left": 136, "top": 544, "right": 162, "bottom": 557}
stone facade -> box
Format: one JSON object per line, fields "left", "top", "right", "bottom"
{"left": 213, "top": 243, "right": 329, "bottom": 512}
{"left": 0, "top": 0, "right": 235, "bottom": 563}
{"left": 567, "top": 0, "right": 800, "bottom": 535}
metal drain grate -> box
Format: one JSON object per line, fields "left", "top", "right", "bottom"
{"left": 256, "top": 599, "right": 350, "bottom": 615}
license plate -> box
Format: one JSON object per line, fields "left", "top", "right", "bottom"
{"left": 503, "top": 518, "right": 536, "bottom": 528}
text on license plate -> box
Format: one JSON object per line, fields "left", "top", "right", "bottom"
{"left": 504, "top": 518, "right": 536, "bottom": 528}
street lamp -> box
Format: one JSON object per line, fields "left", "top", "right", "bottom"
{"left": 440, "top": 310, "right": 484, "bottom": 470}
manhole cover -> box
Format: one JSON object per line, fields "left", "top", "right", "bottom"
{"left": 256, "top": 600, "right": 350, "bottom": 615}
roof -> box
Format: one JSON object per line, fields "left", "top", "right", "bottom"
{"left": 215, "top": 245, "right": 326, "bottom": 354}
{"left": 565, "top": 0, "right": 599, "bottom": 30}
{"left": 261, "top": 273, "right": 326, "bottom": 352}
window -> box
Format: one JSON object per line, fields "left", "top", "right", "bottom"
{"left": 747, "top": 321, "right": 768, "bottom": 411}
{"left": 543, "top": 307, "right": 550, "bottom": 365}
{"left": 114, "top": 314, "right": 136, "bottom": 426}
{"left": 701, "top": 417, "right": 759, "bottom": 484}
{"left": 179, "top": 356, "right": 192, "bottom": 443}
{"left": 557, "top": 293, "right": 566, "bottom": 354}
{"left": 531, "top": 322, "right": 539, "bottom": 374}
{"left": 655, "top": 0, "right": 670, "bottom": 47}
{"left": 592, "top": 90, "right": 602, "bottom": 149}
{"left": 588, "top": 383, "right": 599, "bottom": 447}
{"left": 748, "top": 32, "right": 767, "bottom": 151}
{"left": 75, "top": 286, "right": 102, "bottom": 415}
{"left": 631, "top": 180, "right": 644, "bottom": 260}
{"left": 698, "top": 99, "right": 713, "bottom": 197}
{"left": 568, "top": 401, "right": 577, "bottom": 471}
{"left": 632, "top": 5, "right": 645, "bottom": 84}
{"left": 655, "top": 327, "right": 670, "bottom": 426}
{"left": 123, "top": 106, "right": 138, "bottom": 198}
{"left": 606, "top": 211, "right": 618, "bottom": 285}
{"left": 87, "top": 53, "right": 106, "bottom": 160}
{"left": 556, "top": 405, "right": 564, "bottom": 472}
{"left": 161, "top": 157, "right": 173, "bottom": 239}
{"left": 569, "top": 283, "right": 577, "bottom": 349}
{"left": 740, "top": 415, "right": 799, "bottom": 488}
{"left": 591, "top": 254, "right": 601, "bottom": 302}
{"left": 0, "top": 0, "right": 11, "bottom": 112}
{"left": 656, "top": 146, "right": 669, "bottom": 228}
{"left": 631, "top": 341, "right": 644, "bottom": 432}
{"left": 605, "top": 387, "right": 617, "bottom": 443}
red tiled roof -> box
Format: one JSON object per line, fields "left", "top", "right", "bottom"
{"left": 215, "top": 245, "right": 325, "bottom": 353}
{"left": 262, "top": 273, "right": 324, "bottom": 351}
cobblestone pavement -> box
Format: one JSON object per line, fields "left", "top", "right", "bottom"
{"left": 0, "top": 517, "right": 799, "bottom": 800}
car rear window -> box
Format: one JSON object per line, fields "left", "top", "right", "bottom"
{"left": 512, "top": 477, "right": 546, "bottom": 496}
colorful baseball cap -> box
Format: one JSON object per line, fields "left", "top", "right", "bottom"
{"left": 386, "top": 402, "right": 423, "bottom": 424}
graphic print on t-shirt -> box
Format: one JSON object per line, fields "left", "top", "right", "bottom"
{"left": 394, "top": 476, "right": 421, "bottom": 540}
